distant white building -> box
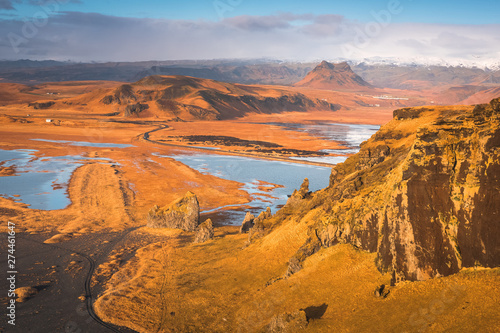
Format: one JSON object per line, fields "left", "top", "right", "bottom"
{"left": 373, "top": 95, "right": 409, "bottom": 101}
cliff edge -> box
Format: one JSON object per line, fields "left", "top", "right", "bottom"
{"left": 257, "top": 97, "right": 500, "bottom": 282}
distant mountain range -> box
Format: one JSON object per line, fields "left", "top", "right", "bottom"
{"left": 0, "top": 59, "right": 499, "bottom": 93}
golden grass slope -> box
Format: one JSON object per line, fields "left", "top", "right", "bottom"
{"left": 94, "top": 218, "right": 500, "bottom": 332}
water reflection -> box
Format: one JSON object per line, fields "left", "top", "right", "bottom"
{"left": 265, "top": 122, "right": 380, "bottom": 163}
{"left": 31, "top": 139, "right": 133, "bottom": 148}
{"left": 0, "top": 149, "right": 113, "bottom": 210}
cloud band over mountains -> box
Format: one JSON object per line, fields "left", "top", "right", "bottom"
{"left": 0, "top": 11, "right": 499, "bottom": 66}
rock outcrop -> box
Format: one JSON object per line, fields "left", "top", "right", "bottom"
{"left": 286, "top": 236, "right": 322, "bottom": 277}
{"left": 255, "top": 207, "right": 272, "bottom": 226}
{"left": 245, "top": 207, "right": 274, "bottom": 244}
{"left": 240, "top": 212, "right": 255, "bottom": 233}
{"left": 275, "top": 97, "right": 500, "bottom": 282}
{"left": 194, "top": 219, "right": 214, "bottom": 243}
{"left": 250, "top": 207, "right": 272, "bottom": 234}
{"left": 147, "top": 191, "right": 200, "bottom": 231}
{"left": 284, "top": 178, "right": 310, "bottom": 207}
{"left": 28, "top": 101, "right": 55, "bottom": 109}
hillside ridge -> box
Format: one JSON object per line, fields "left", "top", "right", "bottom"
{"left": 67, "top": 75, "right": 340, "bottom": 120}
{"left": 251, "top": 97, "right": 500, "bottom": 282}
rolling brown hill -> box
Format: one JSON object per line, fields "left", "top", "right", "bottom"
{"left": 61, "top": 75, "right": 340, "bottom": 120}
{"left": 423, "top": 84, "right": 500, "bottom": 106}
{"left": 294, "top": 61, "right": 373, "bottom": 91}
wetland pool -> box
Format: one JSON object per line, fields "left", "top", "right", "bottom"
{"left": 0, "top": 123, "right": 380, "bottom": 223}
{"left": 0, "top": 140, "right": 122, "bottom": 210}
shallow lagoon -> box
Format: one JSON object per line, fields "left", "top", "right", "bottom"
{"left": 161, "top": 122, "right": 380, "bottom": 224}
{"left": 0, "top": 123, "right": 379, "bottom": 219}
{"left": 266, "top": 122, "right": 380, "bottom": 147}
{"left": 0, "top": 149, "right": 113, "bottom": 210}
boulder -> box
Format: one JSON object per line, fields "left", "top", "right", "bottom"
{"left": 194, "top": 219, "right": 214, "bottom": 243}
{"left": 239, "top": 212, "right": 255, "bottom": 233}
{"left": 246, "top": 207, "right": 273, "bottom": 244}
{"left": 147, "top": 191, "right": 200, "bottom": 231}
{"left": 374, "top": 284, "right": 387, "bottom": 298}
{"left": 266, "top": 310, "right": 308, "bottom": 332}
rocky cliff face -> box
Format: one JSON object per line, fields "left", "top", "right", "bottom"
{"left": 264, "top": 98, "right": 500, "bottom": 282}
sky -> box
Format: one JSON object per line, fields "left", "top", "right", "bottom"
{"left": 0, "top": 0, "right": 499, "bottom": 65}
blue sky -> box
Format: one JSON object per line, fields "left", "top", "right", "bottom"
{"left": 0, "top": 0, "right": 499, "bottom": 63}
{"left": 4, "top": 0, "right": 500, "bottom": 24}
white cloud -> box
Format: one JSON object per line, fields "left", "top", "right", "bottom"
{"left": 0, "top": 11, "right": 498, "bottom": 66}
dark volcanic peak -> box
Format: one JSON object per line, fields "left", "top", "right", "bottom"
{"left": 294, "top": 60, "right": 372, "bottom": 91}
{"left": 315, "top": 60, "right": 349, "bottom": 71}
{"left": 316, "top": 60, "right": 335, "bottom": 70}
